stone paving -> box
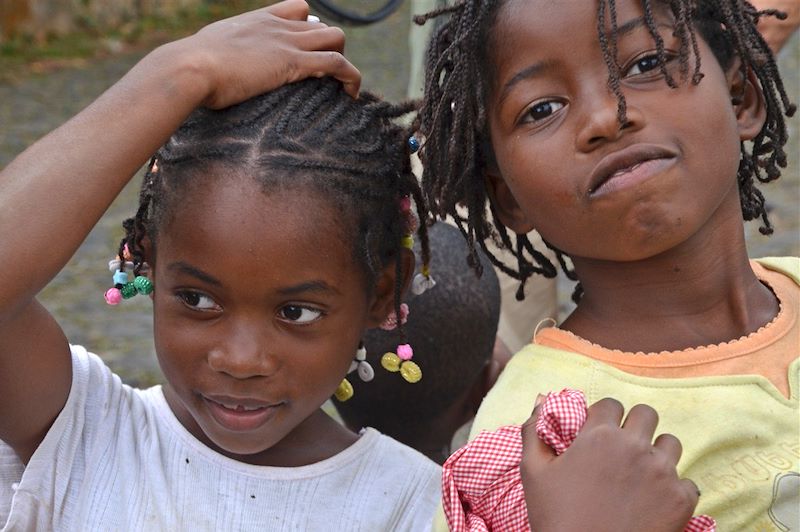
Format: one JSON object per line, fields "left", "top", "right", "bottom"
{"left": 0, "top": 5, "right": 797, "bottom": 385}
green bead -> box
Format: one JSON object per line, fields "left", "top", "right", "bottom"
{"left": 133, "top": 276, "right": 153, "bottom": 295}
{"left": 120, "top": 282, "right": 137, "bottom": 299}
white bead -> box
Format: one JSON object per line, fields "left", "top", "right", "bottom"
{"left": 355, "top": 345, "right": 367, "bottom": 361}
{"left": 357, "top": 361, "right": 375, "bottom": 382}
{"left": 411, "top": 273, "right": 436, "bottom": 295}
{"left": 348, "top": 360, "right": 358, "bottom": 374}
{"left": 108, "top": 259, "right": 134, "bottom": 272}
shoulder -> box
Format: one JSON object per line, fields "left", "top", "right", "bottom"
{"left": 754, "top": 257, "right": 800, "bottom": 285}
{"left": 470, "top": 344, "right": 603, "bottom": 437}
{"left": 2, "top": 346, "right": 154, "bottom": 529}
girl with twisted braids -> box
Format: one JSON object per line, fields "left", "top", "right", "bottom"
{"left": 416, "top": 0, "right": 797, "bottom": 529}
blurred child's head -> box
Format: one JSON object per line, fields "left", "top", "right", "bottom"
{"left": 115, "top": 78, "right": 431, "bottom": 464}
{"left": 415, "top": 0, "right": 795, "bottom": 300}
{"left": 335, "top": 222, "right": 503, "bottom": 464}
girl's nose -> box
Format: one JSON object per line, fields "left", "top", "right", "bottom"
{"left": 574, "top": 90, "right": 643, "bottom": 152}
{"left": 207, "top": 322, "right": 279, "bottom": 380}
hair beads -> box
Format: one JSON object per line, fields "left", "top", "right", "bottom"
{"left": 104, "top": 246, "right": 153, "bottom": 305}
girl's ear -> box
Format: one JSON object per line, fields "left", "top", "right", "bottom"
{"left": 729, "top": 64, "right": 767, "bottom": 141}
{"left": 484, "top": 169, "right": 536, "bottom": 235}
{"left": 366, "top": 248, "right": 415, "bottom": 327}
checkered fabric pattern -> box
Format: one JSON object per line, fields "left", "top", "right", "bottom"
{"left": 441, "top": 389, "right": 716, "bottom": 532}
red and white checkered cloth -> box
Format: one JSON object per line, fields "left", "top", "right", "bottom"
{"left": 441, "top": 389, "right": 716, "bottom": 532}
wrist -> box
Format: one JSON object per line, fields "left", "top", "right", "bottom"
{"left": 143, "top": 39, "right": 215, "bottom": 110}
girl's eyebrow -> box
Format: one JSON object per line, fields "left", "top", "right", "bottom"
{"left": 277, "top": 281, "right": 341, "bottom": 296}
{"left": 499, "top": 15, "right": 674, "bottom": 105}
{"left": 611, "top": 15, "right": 673, "bottom": 39}
{"left": 614, "top": 16, "right": 648, "bottom": 38}
{"left": 167, "top": 261, "right": 221, "bottom": 286}
{"left": 498, "top": 60, "right": 557, "bottom": 105}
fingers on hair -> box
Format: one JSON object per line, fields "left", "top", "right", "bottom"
{"left": 120, "top": 78, "right": 431, "bottom": 320}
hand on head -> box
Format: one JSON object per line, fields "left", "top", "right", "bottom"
{"left": 521, "top": 398, "right": 699, "bottom": 532}
{"left": 181, "top": 0, "right": 360, "bottom": 108}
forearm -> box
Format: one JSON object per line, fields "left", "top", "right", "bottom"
{"left": 750, "top": 0, "right": 800, "bottom": 52}
{"left": 0, "top": 40, "right": 209, "bottom": 314}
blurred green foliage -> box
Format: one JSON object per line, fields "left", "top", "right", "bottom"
{"left": 0, "top": 0, "right": 271, "bottom": 81}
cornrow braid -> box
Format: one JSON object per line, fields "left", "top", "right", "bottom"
{"left": 118, "top": 78, "right": 431, "bottom": 338}
{"left": 415, "top": 0, "right": 795, "bottom": 300}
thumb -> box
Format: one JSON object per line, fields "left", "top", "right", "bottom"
{"left": 521, "top": 394, "right": 557, "bottom": 469}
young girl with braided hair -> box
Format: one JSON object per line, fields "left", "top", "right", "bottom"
{"left": 0, "top": 2, "right": 448, "bottom": 528}
{"left": 415, "top": 0, "right": 798, "bottom": 529}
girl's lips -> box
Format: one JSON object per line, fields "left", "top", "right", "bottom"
{"left": 587, "top": 145, "right": 677, "bottom": 196}
{"left": 203, "top": 396, "right": 280, "bottom": 432}
{"left": 590, "top": 157, "right": 676, "bottom": 197}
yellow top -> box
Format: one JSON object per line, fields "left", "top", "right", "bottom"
{"left": 456, "top": 258, "right": 800, "bottom": 531}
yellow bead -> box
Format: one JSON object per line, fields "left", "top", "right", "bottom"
{"left": 334, "top": 378, "right": 353, "bottom": 401}
{"left": 381, "top": 352, "right": 401, "bottom": 372}
{"left": 401, "top": 235, "right": 414, "bottom": 249}
{"left": 400, "top": 361, "right": 422, "bottom": 383}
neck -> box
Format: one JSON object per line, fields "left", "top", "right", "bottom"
{"left": 562, "top": 208, "right": 779, "bottom": 353}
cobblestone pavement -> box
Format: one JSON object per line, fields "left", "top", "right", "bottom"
{"left": 0, "top": 6, "right": 797, "bottom": 385}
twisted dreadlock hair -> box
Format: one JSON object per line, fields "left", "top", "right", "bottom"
{"left": 118, "top": 77, "right": 431, "bottom": 334}
{"left": 415, "top": 0, "right": 795, "bottom": 302}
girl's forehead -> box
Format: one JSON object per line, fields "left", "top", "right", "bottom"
{"left": 493, "top": 0, "right": 673, "bottom": 48}
{"left": 162, "top": 175, "right": 350, "bottom": 264}
{"left": 170, "top": 170, "right": 336, "bottom": 226}
{"left": 488, "top": 0, "right": 673, "bottom": 84}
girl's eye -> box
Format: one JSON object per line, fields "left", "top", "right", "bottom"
{"left": 625, "top": 53, "right": 668, "bottom": 76}
{"left": 177, "top": 291, "right": 220, "bottom": 311}
{"left": 278, "top": 305, "right": 322, "bottom": 324}
{"left": 522, "top": 100, "right": 565, "bottom": 123}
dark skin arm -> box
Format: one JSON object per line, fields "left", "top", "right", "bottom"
{"left": 0, "top": 0, "right": 361, "bottom": 464}
{"left": 751, "top": 0, "right": 800, "bottom": 53}
{"left": 522, "top": 398, "right": 700, "bottom": 531}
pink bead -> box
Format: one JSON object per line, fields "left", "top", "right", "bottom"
{"left": 104, "top": 288, "right": 122, "bottom": 305}
{"left": 399, "top": 196, "right": 411, "bottom": 212}
{"left": 379, "top": 303, "right": 409, "bottom": 331}
{"left": 398, "top": 303, "right": 409, "bottom": 323}
{"left": 397, "top": 343, "right": 413, "bottom": 361}
{"left": 122, "top": 244, "right": 133, "bottom": 261}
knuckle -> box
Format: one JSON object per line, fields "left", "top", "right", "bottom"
{"left": 328, "top": 51, "right": 346, "bottom": 68}
{"left": 585, "top": 422, "right": 618, "bottom": 445}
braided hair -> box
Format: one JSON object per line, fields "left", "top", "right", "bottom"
{"left": 415, "top": 0, "right": 795, "bottom": 302}
{"left": 119, "top": 77, "right": 431, "bottom": 334}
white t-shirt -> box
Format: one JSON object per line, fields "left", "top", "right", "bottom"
{"left": 0, "top": 345, "right": 441, "bottom": 531}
